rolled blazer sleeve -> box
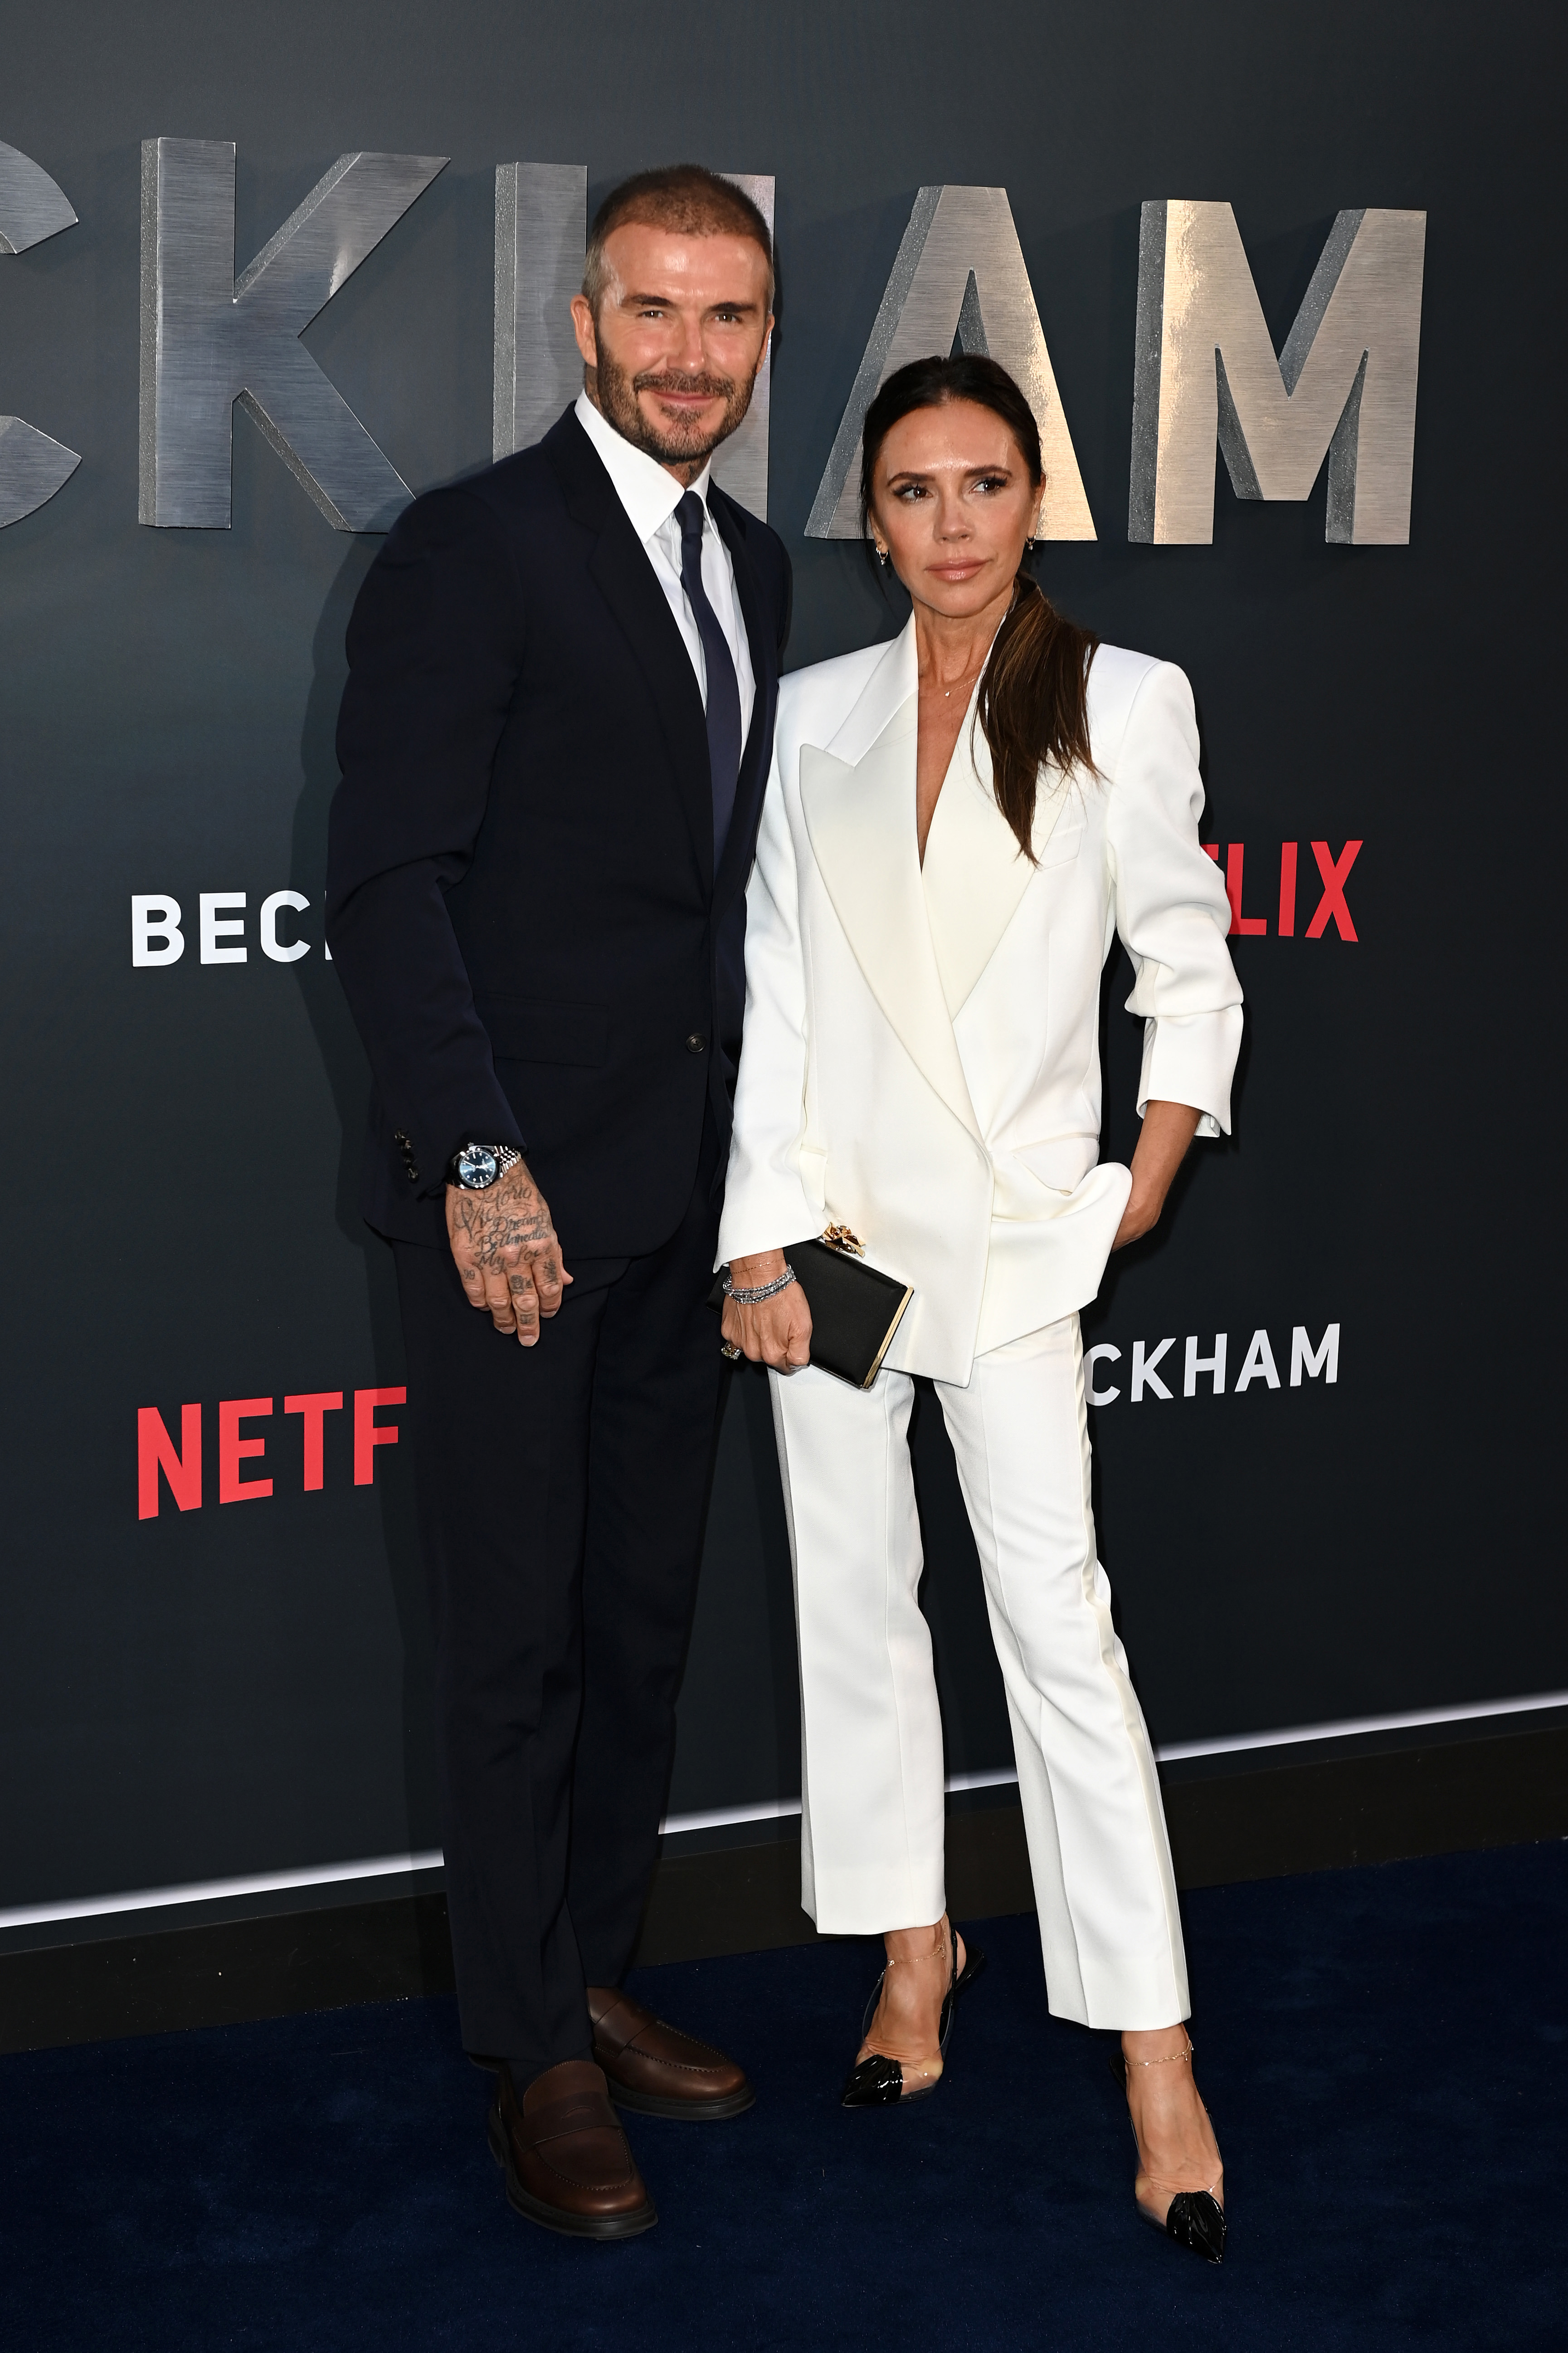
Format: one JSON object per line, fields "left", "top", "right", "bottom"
{"left": 1105, "top": 661, "right": 1244, "bottom": 1137}
{"left": 716, "top": 746, "right": 818, "bottom": 1263}
{"left": 326, "top": 488, "right": 527, "bottom": 1188}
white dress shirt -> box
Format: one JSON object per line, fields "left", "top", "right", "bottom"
{"left": 574, "top": 391, "right": 756, "bottom": 751}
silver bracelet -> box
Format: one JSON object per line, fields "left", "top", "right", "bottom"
{"left": 722, "top": 1263, "right": 797, "bottom": 1306}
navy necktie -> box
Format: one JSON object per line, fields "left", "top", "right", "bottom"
{"left": 676, "top": 491, "right": 743, "bottom": 872}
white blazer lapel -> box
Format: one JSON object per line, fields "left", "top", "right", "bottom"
{"left": 922, "top": 696, "right": 1073, "bottom": 1015}
{"left": 823, "top": 620, "right": 916, "bottom": 764}
{"left": 799, "top": 629, "right": 982, "bottom": 1144}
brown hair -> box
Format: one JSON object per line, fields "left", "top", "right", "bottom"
{"left": 583, "top": 166, "right": 774, "bottom": 312}
{"left": 860, "top": 353, "right": 1098, "bottom": 860}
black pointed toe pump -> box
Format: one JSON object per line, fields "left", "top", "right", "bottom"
{"left": 841, "top": 1918, "right": 987, "bottom": 2109}
{"left": 1110, "top": 2043, "right": 1227, "bottom": 2264}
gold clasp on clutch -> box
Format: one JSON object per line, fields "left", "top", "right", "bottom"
{"left": 820, "top": 1224, "right": 866, "bottom": 1257}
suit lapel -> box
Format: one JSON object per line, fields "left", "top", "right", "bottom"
{"left": 921, "top": 698, "right": 1071, "bottom": 1014}
{"left": 800, "top": 630, "right": 981, "bottom": 1143}
{"left": 710, "top": 489, "right": 776, "bottom": 912}
{"left": 546, "top": 411, "right": 713, "bottom": 885}
{"left": 824, "top": 619, "right": 918, "bottom": 765}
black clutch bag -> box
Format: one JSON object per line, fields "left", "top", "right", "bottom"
{"left": 709, "top": 1228, "right": 913, "bottom": 1391}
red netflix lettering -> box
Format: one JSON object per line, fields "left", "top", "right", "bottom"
{"left": 283, "top": 1391, "right": 344, "bottom": 1491}
{"left": 1305, "top": 840, "right": 1362, "bottom": 941}
{"left": 1224, "top": 843, "right": 1266, "bottom": 936}
{"left": 1278, "top": 842, "right": 1297, "bottom": 937}
{"left": 354, "top": 1387, "right": 405, "bottom": 1485}
{"left": 137, "top": 1403, "right": 201, "bottom": 1519}
{"left": 219, "top": 1396, "right": 273, "bottom": 1503}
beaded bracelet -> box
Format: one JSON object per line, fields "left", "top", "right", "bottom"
{"left": 721, "top": 1264, "right": 798, "bottom": 1306}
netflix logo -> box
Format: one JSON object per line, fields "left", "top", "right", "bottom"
{"left": 1203, "top": 841, "right": 1361, "bottom": 940}
{"left": 136, "top": 1386, "right": 405, "bottom": 1518}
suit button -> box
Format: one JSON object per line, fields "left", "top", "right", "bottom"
{"left": 685, "top": 1033, "right": 707, "bottom": 1054}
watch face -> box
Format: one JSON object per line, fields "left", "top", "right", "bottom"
{"left": 457, "top": 1143, "right": 500, "bottom": 1189}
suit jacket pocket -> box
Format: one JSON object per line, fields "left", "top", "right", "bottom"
{"left": 1010, "top": 1133, "right": 1100, "bottom": 1193}
{"left": 1037, "top": 820, "right": 1084, "bottom": 870}
{"left": 478, "top": 996, "right": 609, "bottom": 1067}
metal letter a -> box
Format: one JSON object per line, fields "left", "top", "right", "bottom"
{"left": 806, "top": 185, "right": 1095, "bottom": 542}
{"left": 139, "top": 139, "right": 446, "bottom": 531}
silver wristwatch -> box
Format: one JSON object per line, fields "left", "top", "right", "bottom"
{"left": 447, "top": 1140, "right": 524, "bottom": 1191}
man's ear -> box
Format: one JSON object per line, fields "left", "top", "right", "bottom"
{"left": 570, "top": 293, "right": 598, "bottom": 368}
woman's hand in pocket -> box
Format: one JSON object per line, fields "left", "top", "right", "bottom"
{"left": 722, "top": 1250, "right": 813, "bottom": 1372}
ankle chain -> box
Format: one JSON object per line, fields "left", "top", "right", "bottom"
{"left": 1125, "top": 2040, "right": 1193, "bottom": 2068}
{"left": 884, "top": 1927, "right": 950, "bottom": 1969}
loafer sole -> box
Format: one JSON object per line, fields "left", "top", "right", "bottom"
{"left": 470, "top": 2054, "right": 756, "bottom": 2125}
{"left": 487, "top": 2106, "right": 658, "bottom": 2240}
{"left": 605, "top": 2080, "right": 756, "bottom": 2121}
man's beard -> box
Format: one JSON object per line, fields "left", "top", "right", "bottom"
{"left": 592, "top": 343, "right": 754, "bottom": 468}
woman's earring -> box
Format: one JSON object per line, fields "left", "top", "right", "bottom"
{"left": 874, "top": 542, "right": 889, "bottom": 568}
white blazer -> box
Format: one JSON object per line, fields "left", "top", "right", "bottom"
{"left": 717, "top": 615, "right": 1244, "bottom": 1385}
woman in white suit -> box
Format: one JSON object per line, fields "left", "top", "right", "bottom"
{"left": 718, "top": 355, "right": 1242, "bottom": 2262}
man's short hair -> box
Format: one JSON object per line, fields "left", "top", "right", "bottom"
{"left": 582, "top": 165, "right": 774, "bottom": 313}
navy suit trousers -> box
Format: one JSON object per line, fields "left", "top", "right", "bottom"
{"left": 392, "top": 1113, "right": 724, "bottom": 2075}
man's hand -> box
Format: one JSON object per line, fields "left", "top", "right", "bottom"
{"left": 446, "top": 1157, "right": 571, "bottom": 1344}
{"left": 1111, "top": 1100, "right": 1203, "bottom": 1250}
{"left": 721, "top": 1249, "right": 813, "bottom": 1372}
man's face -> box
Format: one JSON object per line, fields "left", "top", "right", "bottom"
{"left": 570, "top": 222, "right": 774, "bottom": 480}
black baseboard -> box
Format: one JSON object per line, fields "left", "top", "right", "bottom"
{"left": 1163, "top": 1721, "right": 1568, "bottom": 1888}
{"left": 3, "top": 1723, "right": 1563, "bottom": 2055}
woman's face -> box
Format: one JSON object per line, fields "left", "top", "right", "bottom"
{"left": 869, "top": 400, "right": 1043, "bottom": 619}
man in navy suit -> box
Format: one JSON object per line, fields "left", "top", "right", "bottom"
{"left": 327, "top": 166, "right": 790, "bottom": 2238}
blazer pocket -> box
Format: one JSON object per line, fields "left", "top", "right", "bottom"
{"left": 1037, "top": 820, "right": 1085, "bottom": 871}
{"left": 1011, "top": 1134, "right": 1099, "bottom": 1192}
{"left": 478, "top": 996, "right": 609, "bottom": 1068}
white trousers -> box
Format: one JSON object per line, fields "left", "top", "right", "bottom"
{"left": 769, "top": 1313, "right": 1189, "bottom": 2031}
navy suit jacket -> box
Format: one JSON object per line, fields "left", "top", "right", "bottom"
{"left": 326, "top": 407, "right": 792, "bottom": 1257}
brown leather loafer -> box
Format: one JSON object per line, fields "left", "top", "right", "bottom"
{"left": 587, "top": 1985, "right": 755, "bottom": 2120}
{"left": 487, "top": 2058, "right": 657, "bottom": 2239}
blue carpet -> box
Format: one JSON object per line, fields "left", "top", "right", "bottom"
{"left": 1, "top": 1843, "right": 1561, "bottom": 2351}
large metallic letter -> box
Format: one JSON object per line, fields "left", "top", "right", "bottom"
{"left": 1130, "top": 202, "right": 1426, "bottom": 545}
{"left": 0, "top": 140, "right": 81, "bottom": 527}
{"left": 139, "top": 139, "right": 447, "bottom": 531}
{"left": 493, "top": 163, "right": 587, "bottom": 461}
{"left": 706, "top": 173, "right": 774, "bottom": 521}
{"left": 806, "top": 185, "right": 1094, "bottom": 542}
{"left": 493, "top": 166, "right": 776, "bottom": 517}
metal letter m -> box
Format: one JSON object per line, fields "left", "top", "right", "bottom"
{"left": 1130, "top": 202, "right": 1426, "bottom": 545}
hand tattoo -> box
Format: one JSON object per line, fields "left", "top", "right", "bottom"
{"left": 448, "top": 1162, "right": 557, "bottom": 1271}
{"left": 445, "top": 1157, "right": 570, "bottom": 1338}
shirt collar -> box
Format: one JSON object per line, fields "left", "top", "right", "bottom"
{"left": 574, "top": 390, "right": 713, "bottom": 545}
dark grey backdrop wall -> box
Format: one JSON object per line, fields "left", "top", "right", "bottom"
{"left": 2, "top": 0, "right": 1563, "bottom": 1929}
